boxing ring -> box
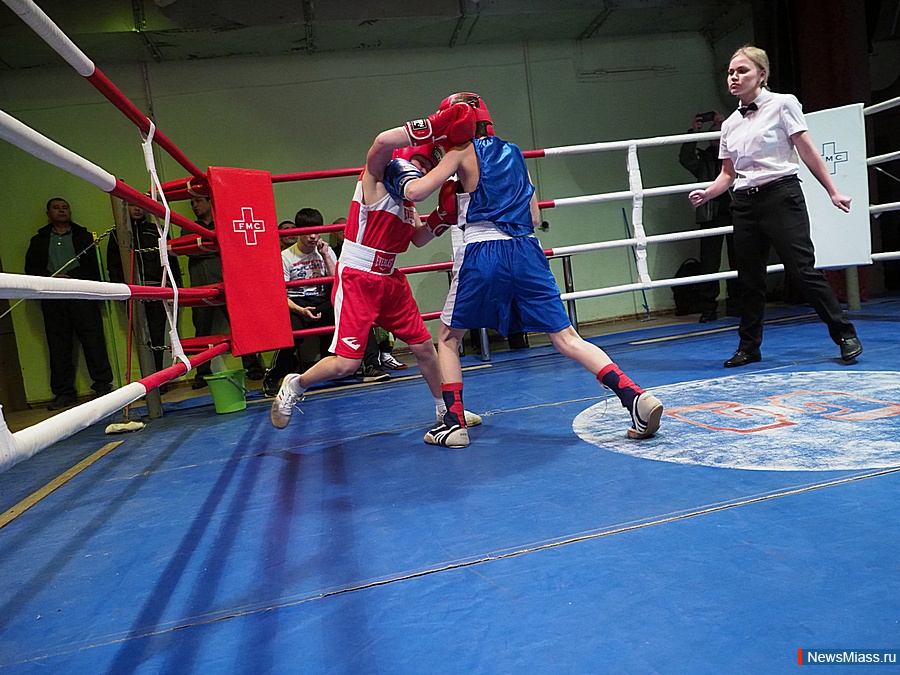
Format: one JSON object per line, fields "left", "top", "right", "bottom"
{"left": 2, "top": 0, "right": 900, "bottom": 671}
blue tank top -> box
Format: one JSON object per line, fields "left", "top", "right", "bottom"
{"left": 465, "top": 137, "right": 535, "bottom": 237}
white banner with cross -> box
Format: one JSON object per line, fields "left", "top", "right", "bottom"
{"left": 801, "top": 103, "right": 871, "bottom": 269}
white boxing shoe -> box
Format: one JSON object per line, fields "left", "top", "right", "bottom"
{"left": 436, "top": 407, "right": 482, "bottom": 427}
{"left": 626, "top": 392, "right": 663, "bottom": 440}
{"left": 380, "top": 352, "right": 408, "bottom": 370}
{"left": 270, "top": 373, "right": 304, "bottom": 429}
{"left": 424, "top": 422, "right": 470, "bottom": 448}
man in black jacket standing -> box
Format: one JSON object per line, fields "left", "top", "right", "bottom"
{"left": 107, "top": 203, "right": 183, "bottom": 374}
{"left": 25, "top": 198, "right": 113, "bottom": 410}
{"left": 185, "top": 189, "right": 265, "bottom": 389}
{"left": 679, "top": 111, "right": 742, "bottom": 322}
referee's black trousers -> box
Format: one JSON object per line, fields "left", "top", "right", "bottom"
{"left": 730, "top": 176, "right": 856, "bottom": 352}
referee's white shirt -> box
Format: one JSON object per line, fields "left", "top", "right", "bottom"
{"left": 719, "top": 88, "right": 808, "bottom": 191}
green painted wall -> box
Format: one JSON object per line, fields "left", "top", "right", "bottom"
{"left": 0, "top": 31, "right": 746, "bottom": 403}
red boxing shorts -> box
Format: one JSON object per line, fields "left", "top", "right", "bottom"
{"left": 329, "top": 265, "right": 432, "bottom": 359}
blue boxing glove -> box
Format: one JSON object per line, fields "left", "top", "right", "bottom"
{"left": 383, "top": 158, "right": 424, "bottom": 201}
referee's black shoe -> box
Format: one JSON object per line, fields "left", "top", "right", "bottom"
{"left": 724, "top": 349, "right": 761, "bottom": 368}
{"left": 839, "top": 336, "right": 862, "bottom": 363}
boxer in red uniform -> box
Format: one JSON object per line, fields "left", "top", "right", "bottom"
{"left": 271, "top": 104, "right": 481, "bottom": 435}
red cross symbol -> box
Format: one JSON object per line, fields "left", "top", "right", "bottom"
{"left": 233, "top": 207, "right": 265, "bottom": 245}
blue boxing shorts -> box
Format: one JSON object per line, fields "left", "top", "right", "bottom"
{"left": 441, "top": 231, "right": 571, "bottom": 336}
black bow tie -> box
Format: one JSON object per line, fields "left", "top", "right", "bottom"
{"left": 738, "top": 102, "right": 758, "bottom": 117}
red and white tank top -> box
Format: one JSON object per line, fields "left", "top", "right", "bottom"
{"left": 344, "top": 178, "right": 416, "bottom": 254}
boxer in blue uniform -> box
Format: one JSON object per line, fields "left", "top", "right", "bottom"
{"left": 399, "top": 93, "right": 664, "bottom": 448}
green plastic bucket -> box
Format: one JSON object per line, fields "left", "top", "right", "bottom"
{"left": 204, "top": 369, "right": 247, "bottom": 414}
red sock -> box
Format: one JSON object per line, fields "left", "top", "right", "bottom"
{"left": 597, "top": 363, "right": 643, "bottom": 409}
{"left": 441, "top": 382, "right": 466, "bottom": 428}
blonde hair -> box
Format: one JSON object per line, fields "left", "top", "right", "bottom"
{"left": 731, "top": 45, "right": 770, "bottom": 88}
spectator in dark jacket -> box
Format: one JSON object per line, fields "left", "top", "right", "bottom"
{"left": 25, "top": 197, "right": 113, "bottom": 410}
{"left": 107, "top": 203, "right": 183, "bottom": 373}
{"left": 184, "top": 189, "right": 265, "bottom": 388}
{"left": 679, "top": 111, "right": 742, "bottom": 322}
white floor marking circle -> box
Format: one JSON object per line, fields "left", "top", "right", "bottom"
{"left": 574, "top": 371, "right": 900, "bottom": 471}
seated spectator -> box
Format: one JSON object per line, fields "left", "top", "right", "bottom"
{"left": 264, "top": 209, "right": 337, "bottom": 396}
{"left": 330, "top": 217, "right": 346, "bottom": 256}
{"left": 278, "top": 219, "right": 298, "bottom": 250}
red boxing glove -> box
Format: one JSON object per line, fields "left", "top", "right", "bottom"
{"left": 424, "top": 179, "right": 459, "bottom": 236}
{"left": 404, "top": 104, "right": 476, "bottom": 150}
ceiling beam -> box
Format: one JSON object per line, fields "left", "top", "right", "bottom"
{"left": 578, "top": 5, "right": 613, "bottom": 41}
{"left": 133, "top": 0, "right": 164, "bottom": 63}
{"left": 302, "top": 0, "right": 316, "bottom": 54}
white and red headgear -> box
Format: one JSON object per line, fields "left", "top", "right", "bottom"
{"left": 392, "top": 142, "right": 441, "bottom": 171}
{"left": 439, "top": 92, "right": 493, "bottom": 137}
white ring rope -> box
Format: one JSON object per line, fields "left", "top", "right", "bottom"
{"left": 863, "top": 95, "right": 900, "bottom": 116}
{"left": 0, "top": 384, "right": 147, "bottom": 473}
{"left": 542, "top": 130, "right": 722, "bottom": 157}
{"left": 548, "top": 225, "right": 734, "bottom": 257}
{"left": 0, "top": 110, "right": 116, "bottom": 192}
{"left": 0, "top": 0, "right": 95, "bottom": 76}
{"left": 0, "top": 226, "right": 121, "bottom": 321}
{"left": 561, "top": 263, "right": 785, "bottom": 301}
{"left": 867, "top": 150, "right": 900, "bottom": 167}
{"left": 0, "top": 272, "right": 131, "bottom": 300}
{"left": 871, "top": 252, "right": 900, "bottom": 262}
{"left": 0, "top": 11, "right": 216, "bottom": 472}
{"left": 549, "top": 181, "right": 713, "bottom": 208}
{"left": 870, "top": 201, "right": 900, "bottom": 216}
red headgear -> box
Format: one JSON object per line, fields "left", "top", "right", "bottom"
{"left": 392, "top": 142, "right": 441, "bottom": 171}
{"left": 439, "top": 92, "right": 493, "bottom": 136}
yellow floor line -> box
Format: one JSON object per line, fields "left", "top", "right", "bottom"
{"left": 0, "top": 440, "right": 124, "bottom": 530}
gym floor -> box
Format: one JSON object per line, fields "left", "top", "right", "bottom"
{"left": 1, "top": 299, "right": 898, "bottom": 673}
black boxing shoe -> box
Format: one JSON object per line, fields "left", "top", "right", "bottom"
{"left": 724, "top": 349, "right": 761, "bottom": 368}
{"left": 839, "top": 336, "right": 862, "bottom": 363}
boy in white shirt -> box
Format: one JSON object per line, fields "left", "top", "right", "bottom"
{"left": 263, "top": 209, "right": 338, "bottom": 395}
